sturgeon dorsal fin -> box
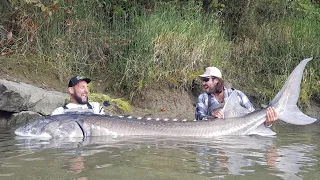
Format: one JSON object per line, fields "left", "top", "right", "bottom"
{"left": 223, "top": 90, "right": 252, "bottom": 118}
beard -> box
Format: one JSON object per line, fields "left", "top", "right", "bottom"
{"left": 74, "top": 95, "right": 88, "bottom": 104}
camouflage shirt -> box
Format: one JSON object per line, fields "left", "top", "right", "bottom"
{"left": 195, "top": 88, "right": 255, "bottom": 120}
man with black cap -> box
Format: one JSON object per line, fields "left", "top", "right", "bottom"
{"left": 51, "top": 76, "right": 105, "bottom": 115}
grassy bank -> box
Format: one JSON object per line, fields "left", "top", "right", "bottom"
{"left": 222, "top": 1, "right": 320, "bottom": 107}
{"left": 0, "top": 0, "right": 319, "bottom": 109}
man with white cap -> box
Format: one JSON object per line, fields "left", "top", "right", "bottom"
{"left": 195, "top": 67, "right": 277, "bottom": 126}
{"left": 51, "top": 76, "right": 105, "bottom": 115}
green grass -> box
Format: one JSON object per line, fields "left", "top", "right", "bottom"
{"left": 1, "top": 0, "right": 319, "bottom": 108}
{"left": 225, "top": 17, "right": 319, "bottom": 107}
{"left": 111, "top": 1, "right": 230, "bottom": 94}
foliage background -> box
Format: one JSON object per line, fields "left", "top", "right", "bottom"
{"left": 0, "top": 0, "right": 319, "bottom": 110}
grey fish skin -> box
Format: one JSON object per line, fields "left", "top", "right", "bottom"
{"left": 15, "top": 110, "right": 267, "bottom": 137}
{"left": 14, "top": 58, "right": 317, "bottom": 138}
{"left": 83, "top": 110, "right": 268, "bottom": 137}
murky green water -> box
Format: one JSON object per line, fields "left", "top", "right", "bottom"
{"left": 0, "top": 123, "right": 319, "bottom": 180}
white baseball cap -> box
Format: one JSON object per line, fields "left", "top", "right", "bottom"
{"left": 199, "top": 66, "right": 222, "bottom": 78}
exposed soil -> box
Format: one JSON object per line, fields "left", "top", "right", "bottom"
{"left": 130, "top": 87, "right": 197, "bottom": 119}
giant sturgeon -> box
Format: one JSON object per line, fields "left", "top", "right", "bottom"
{"left": 15, "top": 58, "right": 317, "bottom": 138}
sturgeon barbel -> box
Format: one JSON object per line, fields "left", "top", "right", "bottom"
{"left": 15, "top": 58, "right": 317, "bottom": 138}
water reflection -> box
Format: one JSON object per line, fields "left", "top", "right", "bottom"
{"left": 275, "top": 144, "right": 317, "bottom": 180}
{"left": 192, "top": 136, "right": 278, "bottom": 177}
{"left": 12, "top": 134, "right": 317, "bottom": 179}
{"left": 67, "top": 156, "right": 85, "bottom": 174}
{"left": 67, "top": 156, "right": 87, "bottom": 180}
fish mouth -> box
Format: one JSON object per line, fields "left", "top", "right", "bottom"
{"left": 14, "top": 126, "right": 52, "bottom": 138}
{"left": 14, "top": 119, "right": 48, "bottom": 137}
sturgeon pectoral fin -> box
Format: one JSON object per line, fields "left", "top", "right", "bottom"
{"left": 247, "top": 124, "right": 277, "bottom": 136}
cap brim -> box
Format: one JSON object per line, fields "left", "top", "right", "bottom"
{"left": 83, "top": 78, "right": 91, "bottom": 84}
{"left": 199, "top": 74, "right": 210, "bottom": 77}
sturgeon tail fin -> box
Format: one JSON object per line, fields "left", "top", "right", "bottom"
{"left": 269, "top": 57, "right": 316, "bottom": 125}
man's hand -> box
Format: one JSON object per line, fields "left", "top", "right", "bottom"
{"left": 265, "top": 107, "right": 278, "bottom": 127}
{"left": 212, "top": 109, "right": 224, "bottom": 119}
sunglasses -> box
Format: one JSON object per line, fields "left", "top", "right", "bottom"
{"left": 202, "top": 77, "right": 211, "bottom": 82}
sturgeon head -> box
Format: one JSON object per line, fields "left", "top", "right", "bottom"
{"left": 14, "top": 114, "right": 85, "bottom": 138}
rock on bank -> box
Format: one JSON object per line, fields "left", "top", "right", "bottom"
{"left": 0, "top": 79, "right": 68, "bottom": 125}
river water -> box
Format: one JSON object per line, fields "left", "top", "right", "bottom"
{"left": 0, "top": 123, "right": 319, "bottom": 180}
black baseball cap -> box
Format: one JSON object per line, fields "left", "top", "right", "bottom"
{"left": 68, "top": 76, "right": 91, "bottom": 87}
